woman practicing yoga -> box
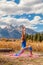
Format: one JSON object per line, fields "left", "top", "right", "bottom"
{"left": 15, "top": 25, "right": 33, "bottom": 56}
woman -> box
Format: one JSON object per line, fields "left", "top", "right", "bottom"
{"left": 15, "top": 26, "right": 32, "bottom": 56}
{"left": 21, "top": 26, "right": 26, "bottom": 49}
{"left": 21, "top": 26, "right": 32, "bottom": 56}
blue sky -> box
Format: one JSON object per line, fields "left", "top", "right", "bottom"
{"left": 0, "top": 0, "right": 43, "bottom": 32}
{"left": 7, "top": 0, "right": 20, "bottom": 4}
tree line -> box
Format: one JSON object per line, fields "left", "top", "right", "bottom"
{"left": 26, "top": 33, "right": 43, "bottom": 42}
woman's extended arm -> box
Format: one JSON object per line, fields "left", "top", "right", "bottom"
{"left": 21, "top": 26, "right": 26, "bottom": 41}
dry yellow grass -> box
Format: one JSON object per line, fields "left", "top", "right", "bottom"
{"left": 0, "top": 39, "right": 43, "bottom": 51}
{"left": 27, "top": 40, "right": 43, "bottom": 52}
{"left": 0, "top": 39, "right": 43, "bottom": 65}
{"left": 0, "top": 39, "right": 21, "bottom": 51}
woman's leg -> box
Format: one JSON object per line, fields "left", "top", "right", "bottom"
{"left": 28, "top": 46, "right": 33, "bottom": 56}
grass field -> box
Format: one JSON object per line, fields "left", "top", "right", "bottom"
{"left": 0, "top": 39, "right": 43, "bottom": 65}
{"left": 0, "top": 39, "right": 43, "bottom": 51}
{"left": 0, "top": 52, "right": 43, "bottom": 65}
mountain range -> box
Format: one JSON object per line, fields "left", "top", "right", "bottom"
{"left": 0, "top": 25, "right": 37, "bottom": 39}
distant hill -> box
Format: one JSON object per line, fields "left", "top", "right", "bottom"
{"left": 0, "top": 25, "right": 37, "bottom": 39}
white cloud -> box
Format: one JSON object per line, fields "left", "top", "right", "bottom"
{"left": 0, "top": 0, "right": 43, "bottom": 16}
{"left": 0, "top": 0, "right": 43, "bottom": 31}
{"left": 0, "top": 15, "right": 43, "bottom": 30}
{"left": 30, "top": 16, "right": 41, "bottom": 25}
{"left": 0, "top": 10, "right": 6, "bottom": 18}
{"left": 0, "top": 25, "right": 6, "bottom": 29}
{"left": 30, "top": 3, "right": 43, "bottom": 14}
{"left": 0, "top": 0, "right": 6, "bottom": 2}
{"left": 0, "top": 1, "right": 18, "bottom": 15}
